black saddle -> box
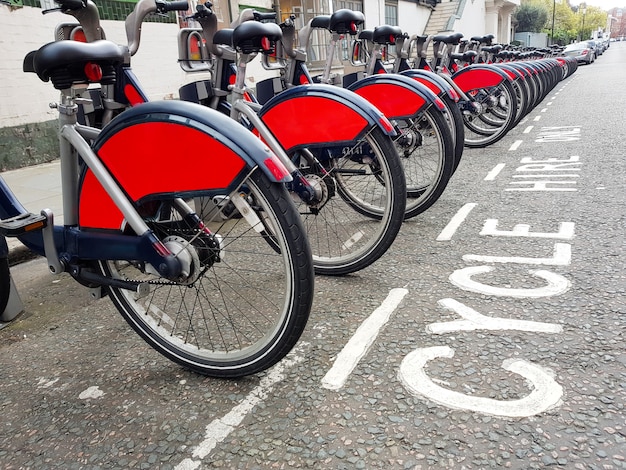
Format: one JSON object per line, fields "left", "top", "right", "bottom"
{"left": 213, "top": 28, "right": 234, "bottom": 46}
{"left": 470, "top": 34, "right": 495, "bottom": 44}
{"left": 432, "top": 32, "right": 464, "bottom": 45}
{"left": 329, "top": 9, "right": 364, "bottom": 34}
{"left": 451, "top": 50, "right": 478, "bottom": 62}
{"left": 372, "top": 25, "right": 403, "bottom": 45}
{"left": 232, "top": 22, "right": 282, "bottom": 54}
{"left": 310, "top": 15, "right": 330, "bottom": 29}
{"left": 358, "top": 30, "right": 373, "bottom": 41}
{"left": 23, "top": 40, "right": 124, "bottom": 90}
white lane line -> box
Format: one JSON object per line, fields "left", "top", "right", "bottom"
{"left": 541, "top": 108, "right": 547, "bottom": 113}
{"left": 321, "top": 288, "right": 409, "bottom": 391}
{"left": 436, "top": 203, "right": 477, "bottom": 241}
{"left": 509, "top": 140, "right": 523, "bottom": 151}
{"left": 484, "top": 163, "right": 505, "bottom": 181}
{"left": 523, "top": 126, "right": 533, "bottom": 134}
{"left": 534, "top": 116, "right": 542, "bottom": 122}
{"left": 175, "top": 344, "right": 308, "bottom": 470}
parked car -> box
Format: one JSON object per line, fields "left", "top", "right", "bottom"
{"left": 586, "top": 40, "right": 603, "bottom": 56}
{"left": 562, "top": 42, "right": 595, "bottom": 64}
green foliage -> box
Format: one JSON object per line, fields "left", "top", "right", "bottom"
{"left": 514, "top": 0, "right": 607, "bottom": 44}
{"left": 514, "top": 2, "right": 550, "bottom": 32}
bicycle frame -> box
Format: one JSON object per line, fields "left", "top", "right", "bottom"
{"left": 1, "top": 32, "right": 295, "bottom": 307}
{"left": 182, "top": 7, "right": 400, "bottom": 204}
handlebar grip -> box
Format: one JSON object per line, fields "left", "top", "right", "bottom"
{"left": 55, "top": 0, "right": 87, "bottom": 10}
{"left": 159, "top": 0, "right": 189, "bottom": 12}
{"left": 254, "top": 11, "right": 277, "bottom": 21}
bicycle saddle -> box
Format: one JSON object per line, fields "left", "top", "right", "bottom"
{"left": 481, "top": 45, "right": 502, "bottom": 54}
{"left": 432, "top": 32, "right": 464, "bottom": 45}
{"left": 329, "top": 9, "right": 364, "bottom": 34}
{"left": 232, "top": 21, "right": 282, "bottom": 54}
{"left": 310, "top": 15, "right": 330, "bottom": 29}
{"left": 450, "top": 50, "right": 478, "bottom": 62}
{"left": 213, "top": 28, "right": 234, "bottom": 46}
{"left": 372, "top": 25, "right": 403, "bottom": 45}
{"left": 470, "top": 34, "right": 494, "bottom": 44}
{"left": 23, "top": 40, "right": 124, "bottom": 90}
{"left": 358, "top": 30, "right": 373, "bottom": 41}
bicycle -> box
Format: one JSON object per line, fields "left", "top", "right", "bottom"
{"left": 250, "top": 9, "right": 456, "bottom": 219}
{"left": 403, "top": 32, "right": 519, "bottom": 148}
{"left": 0, "top": 0, "right": 315, "bottom": 378}
{"left": 348, "top": 24, "right": 465, "bottom": 175}
{"left": 179, "top": 4, "right": 408, "bottom": 275}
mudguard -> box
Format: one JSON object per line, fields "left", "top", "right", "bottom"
{"left": 258, "top": 84, "right": 395, "bottom": 153}
{"left": 495, "top": 63, "right": 524, "bottom": 81}
{"left": 451, "top": 64, "right": 511, "bottom": 94}
{"left": 399, "top": 69, "right": 459, "bottom": 102}
{"left": 346, "top": 74, "right": 443, "bottom": 120}
{"left": 79, "top": 100, "right": 289, "bottom": 230}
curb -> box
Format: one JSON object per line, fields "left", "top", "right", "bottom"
{"left": 7, "top": 240, "right": 40, "bottom": 267}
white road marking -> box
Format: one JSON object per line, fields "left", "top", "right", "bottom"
{"left": 463, "top": 242, "right": 572, "bottom": 265}
{"left": 175, "top": 344, "right": 308, "bottom": 470}
{"left": 321, "top": 288, "right": 408, "bottom": 390}
{"left": 523, "top": 126, "right": 533, "bottom": 134}
{"left": 484, "top": 164, "right": 505, "bottom": 181}
{"left": 534, "top": 116, "right": 542, "bottom": 122}
{"left": 509, "top": 140, "right": 523, "bottom": 151}
{"left": 449, "top": 266, "right": 571, "bottom": 298}
{"left": 480, "top": 220, "right": 575, "bottom": 239}
{"left": 436, "top": 203, "right": 477, "bottom": 241}
{"left": 427, "top": 298, "right": 563, "bottom": 334}
{"left": 512, "top": 174, "right": 580, "bottom": 178}
{"left": 398, "top": 346, "right": 563, "bottom": 417}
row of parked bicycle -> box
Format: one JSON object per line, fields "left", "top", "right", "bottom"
{"left": 1, "top": 0, "right": 577, "bottom": 378}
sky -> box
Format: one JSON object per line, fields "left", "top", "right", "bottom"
{"left": 570, "top": 0, "right": 624, "bottom": 11}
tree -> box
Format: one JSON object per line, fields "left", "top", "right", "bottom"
{"left": 514, "top": 2, "right": 550, "bottom": 32}
{"left": 576, "top": 5, "right": 608, "bottom": 40}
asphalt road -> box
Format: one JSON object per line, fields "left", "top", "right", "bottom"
{"left": 1, "top": 43, "right": 625, "bottom": 469}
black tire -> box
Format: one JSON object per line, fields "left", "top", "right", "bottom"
{"left": 0, "top": 257, "right": 11, "bottom": 318}
{"left": 293, "top": 126, "right": 406, "bottom": 276}
{"left": 441, "top": 94, "right": 466, "bottom": 173}
{"left": 394, "top": 106, "right": 456, "bottom": 219}
{"left": 462, "top": 80, "right": 518, "bottom": 148}
{"left": 99, "top": 169, "right": 314, "bottom": 378}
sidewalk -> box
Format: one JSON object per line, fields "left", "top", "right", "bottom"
{"left": 1, "top": 161, "right": 62, "bottom": 265}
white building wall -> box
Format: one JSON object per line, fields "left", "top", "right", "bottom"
{"left": 363, "top": 1, "right": 429, "bottom": 34}
{"left": 398, "top": 2, "right": 430, "bottom": 36}
{"left": 454, "top": 0, "right": 488, "bottom": 40}
{"left": 0, "top": 5, "right": 185, "bottom": 127}
{"left": 363, "top": 1, "right": 384, "bottom": 28}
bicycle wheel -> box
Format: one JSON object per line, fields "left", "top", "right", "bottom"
{"left": 394, "top": 106, "right": 455, "bottom": 219}
{"left": 292, "top": 126, "right": 406, "bottom": 276}
{"left": 0, "top": 257, "right": 11, "bottom": 319}
{"left": 441, "top": 94, "right": 465, "bottom": 174}
{"left": 99, "top": 169, "right": 314, "bottom": 378}
{"left": 462, "top": 80, "right": 518, "bottom": 148}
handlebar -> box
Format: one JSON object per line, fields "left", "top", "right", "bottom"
{"left": 156, "top": 0, "right": 188, "bottom": 13}
{"left": 45, "top": 0, "right": 87, "bottom": 11}
{"left": 254, "top": 11, "right": 277, "bottom": 21}
{"left": 126, "top": 0, "right": 189, "bottom": 56}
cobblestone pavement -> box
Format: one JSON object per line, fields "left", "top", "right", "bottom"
{"left": 1, "top": 43, "right": 625, "bottom": 469}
